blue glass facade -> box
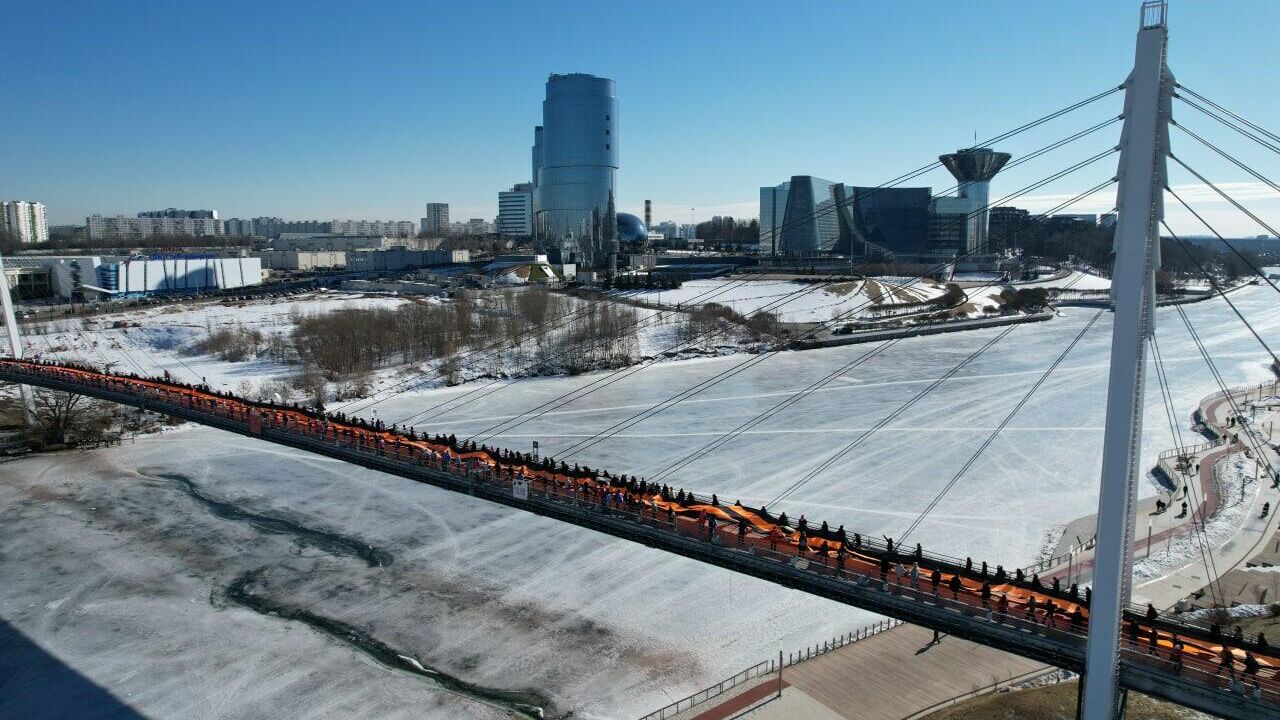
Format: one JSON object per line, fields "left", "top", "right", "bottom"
{"left": 532, "top": 73, "right": 619, "bottom": 267}
{"left": 616, "top": 212, "right": 647, "bottom": 244}
{"left": 760, "top": 176, "right": 931, "bottom": 257}
{"left": 846, "top": 186, "right": 932, "bottom": 256}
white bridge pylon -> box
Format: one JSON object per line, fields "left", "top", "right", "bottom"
{"left": 1082, "top": 2, "right": 1173, "bottom": 718}
{"left": 0, "top": 253, "right": 36, "bottom": 425}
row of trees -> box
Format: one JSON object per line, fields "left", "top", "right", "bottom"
{"left": 695, "top": 216, "right": 758, "bottom": 244}
{"left": 1006, "top": 223, "right": 1268, "bottom": 283}
{"left": 192, "top": 288, "right": 649, "bottom": 388}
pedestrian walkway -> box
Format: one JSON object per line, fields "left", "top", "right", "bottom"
{"left": 669, "top": 625, "right": 1046, "bottom": 720}
{"left": 1034, "top": 379, "right": 1280, "bottom": 609}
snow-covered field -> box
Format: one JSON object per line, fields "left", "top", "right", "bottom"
{"left": 22, "top": 290, "right": 732, "bottom": 402}
{"left": 25, "top": 292, "right": 412, "bottom": 395}
{"left": 612, "top": 277, "right": 946, "bottom": 323}
{"left": 2, "top": 285, "right": 1279, "bottom": 719}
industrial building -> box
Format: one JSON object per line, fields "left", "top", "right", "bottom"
{"left": 271, "top": 234, "right": 400, "bottom": 252}
{"left": 343, "top": 249, "right": 469, "bottom": 273}
{"left": 255, "top": 248, "right": 469, "bottom": 272}
{"left": 1, "top": 254, "right": 262, "bottom": 301}
{"left": 94, "top": 255, "right": 262, "bottom": 297}
{"left": 256, "top": 250, "right": 348, "bottom": 272}
{"left": 531, "top": 73, "right": 619, "bottom": 268}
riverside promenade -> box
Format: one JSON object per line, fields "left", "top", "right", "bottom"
{"left": 1030, "top": 378, "right": 1280, "bottom": 609}
{"left": 643, "top": 378, "right": 1280, "bottom": 720}
{"left": 644, "top": 624, "right": 1046, "bottom": 720}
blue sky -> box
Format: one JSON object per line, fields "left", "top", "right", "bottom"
{"left": 4, "top": 0, "right": 1279, "bottom": 235}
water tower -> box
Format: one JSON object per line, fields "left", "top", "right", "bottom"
{"left": 940, "top": 147, "right": 1011, "bottom": 254}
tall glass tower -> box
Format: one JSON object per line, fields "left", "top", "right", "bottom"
{"left": 532, "top": 73, "right": 618, "bottom": 267}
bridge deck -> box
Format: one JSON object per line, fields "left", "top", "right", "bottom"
{"left": 1, "top": 359, "right": 1276, "bottom": 720}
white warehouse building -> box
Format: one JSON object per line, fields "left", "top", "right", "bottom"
{"left": 93, "top": 255, "right": 262, "bottom": 297}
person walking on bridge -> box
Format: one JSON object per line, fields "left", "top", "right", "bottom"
{"left": 931, "top": 568, "right": 941, "bottom": 596}
{"left": 948, "top": 574, "right": 961, "bottom": 600}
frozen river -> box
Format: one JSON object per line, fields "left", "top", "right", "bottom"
{"left": 2, "top": 286, "right": 1278, "bottom": 719}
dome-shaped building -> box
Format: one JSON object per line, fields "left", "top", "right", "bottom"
{"left": 616, "top": 212, "right": 648, "bottom": 244}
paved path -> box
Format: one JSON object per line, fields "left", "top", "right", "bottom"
{"left": 732, "top": 625, "right": 1046, "bottom": 720}
{"left": 1036, "top": 381, "right": 1280, "bottom": 610}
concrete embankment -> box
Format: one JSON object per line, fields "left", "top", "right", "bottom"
{"left": 790, "top": 311, "right": 1053, "bottom": 350}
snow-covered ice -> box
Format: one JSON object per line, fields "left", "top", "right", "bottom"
{"left": 3, "top": 284, "right": 1280, "bottom": 718}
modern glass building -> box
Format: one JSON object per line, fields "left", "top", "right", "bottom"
{"left": 531, "top": 73, "right": 619, "bottom": 267}
{"left": 760, "top": 148, "right": 1009, "bottom": 260}
{"left": 759, "top": 176, "right": 931, "bottom": 257}
{"left": 616, "top": 212, "right": 647, "bottom": 245}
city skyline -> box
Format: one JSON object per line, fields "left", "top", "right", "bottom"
{"left": 4, "top": 1, "right": 1280, "bottom": 236}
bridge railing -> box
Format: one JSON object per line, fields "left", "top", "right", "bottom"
{"left": 1159, "top": 439, "right": 1226, "bottom": 461}
{"left": 635, "top": 657, "right": 778, "bottom": 720}
{"left": 784, "top": 618, "right": 903, "bottom": 667}
{"left": 1019, "top": 533, "right": 1096, "bottom": 577}
{"left": 1204, "top": 379, "right": 1280, "bottom": 406}
{"left": 637, "top": 618, "right": 904, "bottom": 720}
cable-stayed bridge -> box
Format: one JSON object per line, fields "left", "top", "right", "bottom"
{"left": 5, "top": 2, "right": 1280, "bottom": 718}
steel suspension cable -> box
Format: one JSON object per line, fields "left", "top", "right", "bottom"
{"left": 348, "top": 276, "right": 767, "bottom": 420}
{"left": 1172, "top": 303, "right": 1280, "bottom": 493}
{"left": 549, "top": 178, "right": 1118, "bottom": 463}
{"left": 1174, "top": 93, "right": 1280, "bottom": 157}
{"left": 757, "top": 86, "right": 1124, "bottom": 248}
{"left": 646, "top": 339, "right": 903, "bottom": 483}
{"left": 899, "top": 308, "right": 1105, "bottom": 543}
{"left": 448, "top": 279, "right": 851, "bottom": 443}
{"left": 550, "top": 178, "right": 1118, "bottom": 461}
{"left": 643, "top": 216, "right": 1117, "bottom": 484}
{"left": 1164, "top": 185, "right": 1280, "bottom": 297}
{"left": 767, "top": 325, "right": 1019, "bottom": 508}
{"left": 1176, "top": 84, "right": 1280, "bottom": 148}
{"left": 387, "top": 119, "right": 1125, "bottom": 428}
{"left": 357, "top": 92, "right": 1126, "bottom": 420}
{"left": 1171, "top": 119, "right": 1280, "bottom": 196}
{"left": 1162, "top": 221, "right": 1280, "bottom": 367}
{"left": 1169, "top": 154, "right": 1280, "bottom": 241}
{"left": 1149, "top": 330, "right": 1224, "bottom": 607}
{"left": 430, "top": 162, "right": 1118, "bottom": 448}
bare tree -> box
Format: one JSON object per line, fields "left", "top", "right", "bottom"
{"left": 0, "top": 386, "right": 119, "bottom": 449}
